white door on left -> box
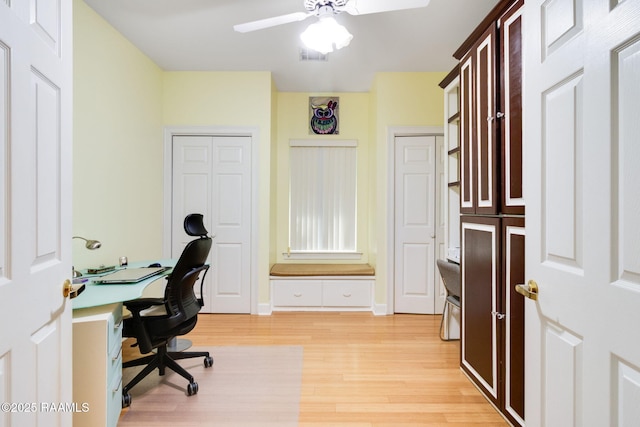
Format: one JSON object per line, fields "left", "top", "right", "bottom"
{"left": 0, "top": 1, "right": 73, "bottom": 426}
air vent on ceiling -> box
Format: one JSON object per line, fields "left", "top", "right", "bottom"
{"left": 299, "top": 48, "right": 328, "bottom": 62}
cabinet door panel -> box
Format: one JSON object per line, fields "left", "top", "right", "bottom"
{"left": 460, "top": 54, "right": 475, "bottom": 213}
{"left": 461, "top": 216, "right": 500, "bottom": 404}
{"left": 500, "top": 1, "right": 525, "bottom": 215}
{"left": 475, "top": 25, "right": 499, "bottom": 215}
{"left": 503, "top": 217, "right": 525, "bottom": 426}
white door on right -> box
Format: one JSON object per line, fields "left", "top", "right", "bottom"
{"left": 523, "top": 0, "right": 640, "bottom": 426}
{"left": 394, "top": 135, "right": 439, "bottom": 314}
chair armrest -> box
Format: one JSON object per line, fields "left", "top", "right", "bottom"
{"left": 123, "top": 298, "right": 164, "bottom": 315}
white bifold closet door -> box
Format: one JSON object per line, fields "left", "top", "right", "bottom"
{"left": 172, "top": 135, "right": 252, "bottom": 313}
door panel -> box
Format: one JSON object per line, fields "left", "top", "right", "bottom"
{"left": 503, "top": 218, "right": 525, "bottom": 426}
{"left": 499, "top": 3, "right": 524, "bottom": 215}
{"left": 474, "top": 25, "right": 498, "bottom": 215}
{"left": 460, "top": 55, "right": 475, "bottom": 213}
{"left": 0, "top": 1, "right": 73, "bottom": 424}
{"left": 461, "top": 217, "right": 499, "bottom": 404}
{"left": 394, "top": 136, "right": 436, "bottom": 314}
{"left": 523, "top": 0, "right": 640, "bottom": 425}
{"left": 210, "top": 137, "right": 251, "bottom": 313}
{"left": 172, "top": 135, "right": 252, "bottom": 313}
{"left": 401, "top": 243, "right": 429, "bottom": 295}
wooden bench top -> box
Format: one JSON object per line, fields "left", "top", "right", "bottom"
{"left": 270, "top": 263, "right": 375, "bottom": 277}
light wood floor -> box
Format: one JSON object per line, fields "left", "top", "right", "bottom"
{"left": 122, "top": 312, "right": 509, "bottom": 426}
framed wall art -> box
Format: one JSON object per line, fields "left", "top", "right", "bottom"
{"left": 309, "top": 96, "right": 339, "bottom": 135}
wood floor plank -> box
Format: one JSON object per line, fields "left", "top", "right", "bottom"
{"left": 122, "top": 312, "right": 508, "bottom": 426}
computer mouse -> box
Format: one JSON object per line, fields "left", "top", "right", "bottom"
{"left": 147, "top": 262, "right": 162, "bottom": 268}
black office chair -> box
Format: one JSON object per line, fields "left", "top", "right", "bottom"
{"left": 437, "top": 259, "right": 461, "bottom": 341}
{"left": 121, "top": 213, "right": 214, "bottom": 407}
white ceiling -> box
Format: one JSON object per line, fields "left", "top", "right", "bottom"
{"left": 82, "top": 0, "right": 499, "bottom": 92}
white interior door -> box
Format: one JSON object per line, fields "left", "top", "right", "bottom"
{"left": 172, "top": 135, "right": 252, "bottom": 314}
{"left": 523, "top": 1, "right": 640, "bottom": 425}
{"left": 0, "top": 1, "right": 73, "bottom": 425}
{"left": 394, "top": 135, "right": 437, "bottom": 314}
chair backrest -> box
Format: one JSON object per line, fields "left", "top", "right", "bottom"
{"left": 154, "top": 214, "right": 212, "bottom": 332}
{"left": 437, "top": 259, "right": 461, "bottom": 299}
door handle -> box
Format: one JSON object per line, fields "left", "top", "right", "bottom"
{"left": 62, "top": 279, "right": 85, "bottom": 299}
{"left": 515, "top": 280, "right": 538, "bottom": 301}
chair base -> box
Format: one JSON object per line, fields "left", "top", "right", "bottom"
{"left": 122, "top": 344, "right": 213, "bottom": 407}
{"left": 167, "top": 338, "right": 193, "bottom": 352}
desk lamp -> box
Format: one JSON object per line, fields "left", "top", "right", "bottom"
{"left": 73, "top": 236, "right": 102, "bottom": 277}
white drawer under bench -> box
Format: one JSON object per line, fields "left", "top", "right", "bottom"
{"left": 269, "top": 264, "right": 375, "bottom": 312}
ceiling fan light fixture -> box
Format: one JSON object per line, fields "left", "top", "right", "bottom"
{"left": 300, "top": 15, "right": 353, "bottom": 54}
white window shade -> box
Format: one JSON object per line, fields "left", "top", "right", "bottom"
{"left": 289, "top": 140, "right": 357, "bottom": 253}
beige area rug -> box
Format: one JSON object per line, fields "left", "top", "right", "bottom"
{"left": 118, "top": 346, "right": 303, "bottom": 427}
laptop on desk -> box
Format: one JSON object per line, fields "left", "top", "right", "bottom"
{"left": 93, "top": 267, "right": 170, "bottom": 284}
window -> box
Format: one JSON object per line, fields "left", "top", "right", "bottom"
{"left": 289, "top": 140, "right": 357, "bottom": 254}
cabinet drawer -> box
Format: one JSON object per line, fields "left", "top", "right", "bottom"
{"left": 107, "top": 369, "right": 122, "bottom": 427}
{"left": 108, "top": 342, "right": 122, "bottom": 383}
{"left": 107, "top": 305, "right": 123, "bottom": 351}
{"left": 322, "top": 281, "right": 372, "bottom": 307}
{"left": 272, "top": 280, "right": 322, "bottom": 306}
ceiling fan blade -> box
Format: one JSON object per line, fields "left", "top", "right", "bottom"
{"left": 340, "top": 0, "right": 430, "bottom": 16}
{"left": 233, "top": 12, "right": 313, "bottom": 33}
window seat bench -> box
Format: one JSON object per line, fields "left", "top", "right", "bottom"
{"left": 269, "top": 263, "right": 375, "bottom": 312}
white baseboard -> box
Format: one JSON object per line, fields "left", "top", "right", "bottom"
{"left": 372, "top": 303, "right": 389, "bottom": 316}
{"left": 257, "top": 303, "right": 272, "bottom": 316}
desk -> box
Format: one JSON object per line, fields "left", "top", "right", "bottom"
{"left": 72, "top": 260, "right": 174, "bottom": 427}
{"left": 72, "top": 259, "right": 175, "bottom": 310}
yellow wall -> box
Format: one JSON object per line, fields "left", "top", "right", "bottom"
{"left": 369, "top": 72, "right": 447, "bottom": 305}
{"left": 73, "top": 0, "right": 164, "bottom": 269}
{"left": 162, "top": 71, "right": 274, "bottom": 303}
{"left": 162, "top": 72, "right": 272, "bottom": 127}
{"left": 274, "top": 92, "right": 371, "bottom": 264}
{"left": 269, "top": 80, "right": 279, "bottom": 268}
{"left": 73, "top": 0, "right": 447, "bottom": 310}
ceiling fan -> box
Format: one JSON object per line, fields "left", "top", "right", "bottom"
{"left": 234, "top": 0, "right": 431, "bottom": 54}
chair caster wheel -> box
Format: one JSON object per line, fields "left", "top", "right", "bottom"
{"left": 187, "top": 381, "right": 199, "bottom": 396}
{"left": 122, "top": 393, "right": 132, "bottom": 408}
{"left": 204, "top": 356, "right": 213, "bottom": 368}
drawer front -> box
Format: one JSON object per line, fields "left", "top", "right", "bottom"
{"left": 107, "top": 304, "right": 123, "bottom": 351}
{"left": 272, "top": 280, "right": 322, "bottom": 306}
{"left": 107, "top": 368, "right": 123, "bottom": 427}
{"left": 322, "top": 281, "right": 372, "bottom": 307}
{"left": 107, "top": 341, "right": 122, "bottom": 382}
{"left": 107, "top": 304, "right": 123, "bottom": 427}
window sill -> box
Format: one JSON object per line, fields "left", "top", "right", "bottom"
{"left": 282, "top": 252, "right": 363, "bottom": 261}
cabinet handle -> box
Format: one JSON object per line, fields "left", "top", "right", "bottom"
{"left": 491, "top": 311, "right": 506, "bottom": 320}
{"left": 342, "top": 293, "right": 352, "bottom": 298}
{"left": 113, "top": 377, "right": 122, "bottom": 394}
{"left": 112, "top": 346, "right": 122, "bottom": 362}
{"left": 487, "top": 112, "right": 505, "bottom": 122}
{"left": 293, "top": 293, "right": 302, "bottom": 297}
